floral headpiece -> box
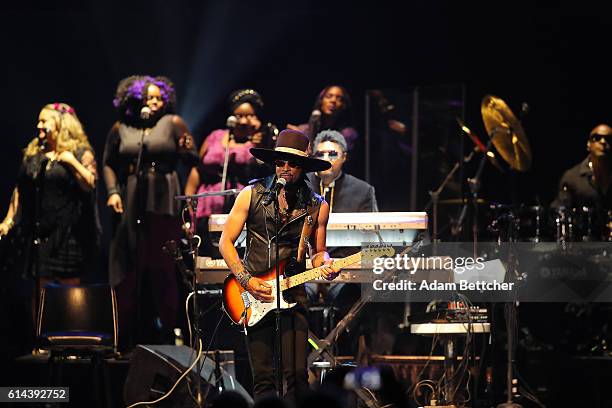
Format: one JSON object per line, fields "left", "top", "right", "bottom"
{"left": 231, "top": 89, "right": 259, "bottom": 104}
{"left": 229, "top": 88, "right": 264, "bottom": 115}
{"left": 51, "top": 103, "right": 75, "bottom": 115}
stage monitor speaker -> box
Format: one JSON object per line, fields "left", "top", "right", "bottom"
{"left": 124, "top": 344, "right": 252, "bottom": 407}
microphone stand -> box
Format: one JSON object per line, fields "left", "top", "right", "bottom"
{"left": 173, "top": 189, "right": 240, "bottom": 406}
{"left": 271, "top": 184, "right": 284, "bottom": 396}
{"left": 455, "top": 136, "right": 495, "bottom": 257}
{"left": 221, "top": 130, "right": 232, "bottom": 193}
{"left": 31, "top": 154, "right": 49, "bottom": 326}
{"left": 186, "top": 196, "right": 205, "bottom": 407}
{"left": 131, "top": 125, "right": 147, "bottom": 350}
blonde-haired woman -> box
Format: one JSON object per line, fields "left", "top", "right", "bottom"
{"left": 0, "top": 103, "right": 98, "bottom": 287}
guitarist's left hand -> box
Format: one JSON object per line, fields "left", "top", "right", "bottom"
{"left": 320, "top": 259, "right": 340, "bottom": 281}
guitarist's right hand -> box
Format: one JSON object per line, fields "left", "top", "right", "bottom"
{"left": 247, "top": 277, "right": 274, "bottom": 302}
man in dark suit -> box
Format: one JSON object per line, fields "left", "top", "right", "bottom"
{"left": 307, "top": 129, "right": 378, "bottom": 214}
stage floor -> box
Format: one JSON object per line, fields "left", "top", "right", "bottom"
{"left": 2, "top": 350, "right": 611, "bottom": 407}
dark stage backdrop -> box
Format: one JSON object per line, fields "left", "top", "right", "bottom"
{"left": 0, "top": 2, "right": 603, "bottom": 281}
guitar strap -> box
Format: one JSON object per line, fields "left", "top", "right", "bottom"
{"left": 296, "top": 203, "right": 320, "bottom": 263}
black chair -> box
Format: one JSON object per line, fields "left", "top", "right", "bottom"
{"left": 36, "top": 283, "right": 118, "bottom": 407}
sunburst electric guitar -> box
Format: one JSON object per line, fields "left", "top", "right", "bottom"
{"left": 222, "top": 246, "right": 395, "bottom": 327}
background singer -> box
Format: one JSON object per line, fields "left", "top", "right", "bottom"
{"left": 103, "top": 75, "right": 199, "bottom": 350}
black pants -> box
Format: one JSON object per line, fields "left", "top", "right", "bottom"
{"left": 246, "top": 309, "right": 309, "bottom": 403}
{"left": 115, "top": 213, "right": 179, "bottom": 351}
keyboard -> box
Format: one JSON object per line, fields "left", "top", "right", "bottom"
{"left": 207, "top": 211, "right": 428, "bottom": 247}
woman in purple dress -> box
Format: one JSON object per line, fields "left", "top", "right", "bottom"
{"left": 184, "top": 89, "right": 276, "bottom": 256}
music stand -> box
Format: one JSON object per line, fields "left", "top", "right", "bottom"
{"left": 174, "top": 188, "right": 240, "bottom": 407}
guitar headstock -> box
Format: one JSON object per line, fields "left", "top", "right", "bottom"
{"left": 362, "top": 246, "right": 395, "bottom": 260}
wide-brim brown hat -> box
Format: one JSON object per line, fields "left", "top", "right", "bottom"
{"left": 250, "top": 129, "right": 331, "bottom": 172}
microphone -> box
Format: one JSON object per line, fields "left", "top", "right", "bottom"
{"left": 308, "top": 109, "right": 322, "bottom": 138}
{"left": 38, "top": 126, "right": 51, "bottom": 150}
{"left": 262, "top": 177, "right": 287, "bottom": 205}
{"left": 226, "top": 115, "right": 238, "bottom": 129}
{"left": 140, "top": 106, "right": 152, "bottom": 120}
{"left": 456, "top": 117, "right": 487, "bottom": 152}
{"left": 310, "top": 109, "right": 321, "bottom": 122}
{"left": 456, "top": 117, "right": 504, "bottom": 172}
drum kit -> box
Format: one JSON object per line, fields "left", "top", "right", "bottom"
{"left": 430, "top": 97, "right": 612, "bottom": 407}
{"left": 439, "top": 94, "right": 612, "bottom": 244}
{"left": 487, "top": 202, "right": 612, "bottom": 243}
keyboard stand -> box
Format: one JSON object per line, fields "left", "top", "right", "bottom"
{"left": 307, "top": 294, "right": 368, "bottom": 368}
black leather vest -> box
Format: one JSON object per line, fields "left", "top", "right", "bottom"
{"left": 243, "top": 176, "right": 323, "bottom": 277}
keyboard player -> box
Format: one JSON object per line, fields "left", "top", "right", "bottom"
{"left": 307, "top": 130, "right": 379, "bottom": 251}
{"left": 306, "top": 130, "right": 378, "bottom": 347}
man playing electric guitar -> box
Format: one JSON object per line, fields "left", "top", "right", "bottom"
{"left": 218, "top": 129, "right": 339, "bottom": 402}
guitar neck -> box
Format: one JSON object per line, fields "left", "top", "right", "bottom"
{"left": 280, "top": 252, "right": 363, "bottom": 291}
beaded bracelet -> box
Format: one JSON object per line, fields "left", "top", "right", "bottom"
{"left": 235, "top": 270, "right": 252, "bottom": 289}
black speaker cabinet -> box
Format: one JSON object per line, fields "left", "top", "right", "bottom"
{"left": 124, "top": 344, "right": 252, "bottom": 407}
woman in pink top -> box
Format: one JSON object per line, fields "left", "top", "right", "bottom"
{"left": 185, "top": 89, "right": 277, "bottom": 255}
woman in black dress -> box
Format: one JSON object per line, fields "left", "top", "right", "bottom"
{"left": 0, "top": 103, "right": 98, "bottom": 356}
{"left": 103, "top": 75, "right": 198, "bottom": 349}
{"left": 0, "top": 102, "right": 98, "bottom": 286}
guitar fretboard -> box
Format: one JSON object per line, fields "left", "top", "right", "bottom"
{"left": 280, "top": 252, "right": 363, "bottom": 291}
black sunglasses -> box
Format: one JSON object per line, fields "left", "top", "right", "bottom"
{"left": 591, "top": 134, "right": 612, "bottom": 142}
{"left": 314, "top": 150, "right": 340, "bottom": 160}
{"left": 274, "top": 159, "right": 302, "bottom": 169}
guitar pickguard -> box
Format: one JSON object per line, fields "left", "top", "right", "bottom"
{"left": 246, "top": 276, "right": 297, "bottom": 327}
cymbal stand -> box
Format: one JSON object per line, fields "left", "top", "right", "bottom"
{"left": 485, "top": 125, "right": 523, "bottom": 408}
{"left": 456, "top": 137, "right": 495, "bottom": 257}
{"left": 427, "top": 150, "right": 475, "bottom": 244}
{"left": 496, "top": 106, "right": 529, "bottom": 407}
{"left": 497, "top": 197, "right": 523, "bottom": 408}
{"left": 497, "top": 301, "right": 522, "bottom": 408}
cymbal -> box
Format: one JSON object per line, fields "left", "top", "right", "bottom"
{"left": 481, "top": 95, "right": 531, "bottom": 172}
